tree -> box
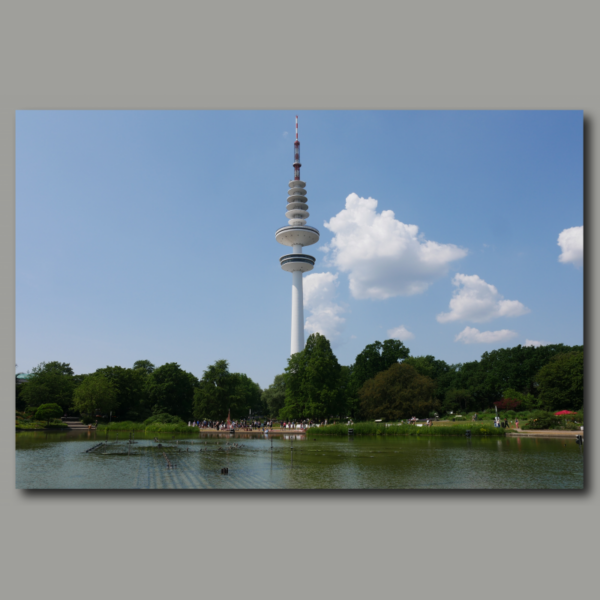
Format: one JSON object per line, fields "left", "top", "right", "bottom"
{"left": 535, "top": 351, "right": 584, "bottom": 412}
{"left": 436, "top": 343, "right": 584, "bottom": 413}
{"left": 193, "top": 360, "right": 234, "bottom": 421}
{"left": 144, "top": 363, "right": 198, "bottom": 420}
{"left": 73, "top": 374, "right": 118, "bottom": 417}
{"left": 348, "top": 339, "right": 410, "bottom": 413}
{"left": 262, "top": 374, "right": 287, "bottom": 418}
{"left": 133, "top": 360, "right": 155, "bottom": 374}
{"left": 19, "top": 361, "right": 76, "bottom": 411}
{"left": 403, "top": 355, "right": 453, "bottom": 401}
{"left": 359, "top": 362, "right": 437, "bottom": 420}
{"left": 34, "top": 403, "right": 63, "bottom": 424}
{"left": 443, "top": 389, "right": 473, "bottom": 414}
{"left": 282, "top": 333, "right": 342, "bottom": 420}
{"left": 94, "top": 366, "right": 147, "bottom": 421}
{"left": 229, "top": 373, "right": 263, "bottom": 418}
{"left": 500, "top": 388, "right": 540, "bottom": 411}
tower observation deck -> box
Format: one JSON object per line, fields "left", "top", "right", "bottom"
{"left": 275, "top": 116, "right": 320, "bottom": 355}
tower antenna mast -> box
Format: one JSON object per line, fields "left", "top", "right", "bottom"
{"left": 293, "top": 115, "right": 301, "bottom": 181}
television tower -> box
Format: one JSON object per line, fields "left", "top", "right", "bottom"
{"left": 276, "top": 116, "right": 320, "bottom": 355}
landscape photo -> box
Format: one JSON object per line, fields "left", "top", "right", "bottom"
{"left": 15, "top": 110, "right": 584, "bottom": 489}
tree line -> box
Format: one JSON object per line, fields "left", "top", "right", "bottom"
{"left": 16, "top": 336, "right": 583, "bottom": 423}
{"left": 262, "top": 334, "right": 584, "bottom": 421}
{"left": 16, "top": 359, "right": 262, "bottom": 423}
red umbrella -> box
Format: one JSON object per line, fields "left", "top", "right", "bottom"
{"left": 554, "top": 410, "right": 577, "bottom": 416}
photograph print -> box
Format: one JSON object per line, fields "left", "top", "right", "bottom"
{"left": 15, "top": 110, "right": 584, "bottom": 489}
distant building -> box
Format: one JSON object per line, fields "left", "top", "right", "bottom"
{"left": 16, "top": 373, "right": 32, "bottom": 385}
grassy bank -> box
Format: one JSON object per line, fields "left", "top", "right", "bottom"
{"left": 307, "top": 422, "right": 505, "bottom": 437}
{"left": 16, "top": 412, "right": 68, "bottom": 430}
{"left": 96, "top": 421, "right": 199, "bottom": 433}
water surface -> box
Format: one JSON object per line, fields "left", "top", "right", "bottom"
{"left": 16, "top": 430, "right": 584, "bottom": 489}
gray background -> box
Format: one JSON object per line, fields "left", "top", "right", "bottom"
{"left": 1, "top": 1, "right": 596, "bottom": 599}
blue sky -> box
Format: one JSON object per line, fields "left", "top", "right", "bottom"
{"left": 16, "top": 110, "right": 583, "bottom": 388}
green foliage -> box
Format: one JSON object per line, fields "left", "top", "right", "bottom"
{"left": 94, "top": 365, "right": 148, "bottom": 421}
{"left": 73, "top": 373, "right": 118, "bottom": 416}
{"left": 192, "top": 360, "right": 261, "bottom": 420}
{"left": 348, "top": 340, "right": 410, "bottom": 416}
{"left": 448, "top": 344, "right": 583, "bottom": 409}
{"left": 193, "top": 359, "right": 231, "bottom": 420}
{"left": 96, "top": 421, "right": 144, "bottom": 431}
{"left": 144, "top": 423, "right": 199, "bottom": 433}
{"left": 95, "top": 420, "right": 198, "bottom": 433}
{"left": 133, "top": 360, "right": 155, "bottom": 374}
{"left": 521, "top": 408, "right": 584, "bottom": 430}
{"left": 143, "top": 413, "right": 186, "bottom": 426}
{"left": 535, "top": 351, "right": 584, "bottom": 412}
{"left": 34, "top": 403, "right": 63, "bottom": 424}
{"left": 521, "top": 415, "right": 561, "bottom": 430}
{"left": 144, "top": 362, "right": 198, "bottom": 420}
{"left": 282, "top": 333, "right": 343, "bottom": 420}
{"left": 403, "top": 355, "right": 453, "bottom": 401}
{"left": 15, "top": 380, "right": 27, "bottom": 412}
{"left": 359, "top": 362, "right": 438, "bottom": 420}
{"left": 16, "top": 410, "right": 67, "bottom": 429}
{"left": 230, "top": 372, "right": 263, "bottom": 417}
{"left": 19, "top": 361, "right": 76, "bottom": 411}
{"left": 261, "top": 374, "right": 287, "bottom": 418}
{"left": 307, "top": 422, "right": 504, "bottom": 437}
{"left": 444, "top": 389, "right": 473, "bottom": 413}
{"left": 499, "top": 388, "right": 540, "bottom": 411}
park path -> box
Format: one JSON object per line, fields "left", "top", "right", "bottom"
{"left": 506, "top": 429, "right": 583, "bottom": 439}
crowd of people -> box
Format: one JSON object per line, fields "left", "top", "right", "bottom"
{"left": 185, "top": 419, "right": 329, "bottom": 431}
{"left": 185, "top": 415, "right": 523, "bottom": 431}
{"left": 493, "top": 416, "right": 519, "bottom": 429}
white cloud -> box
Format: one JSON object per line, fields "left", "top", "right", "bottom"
{"left": 524, "top": 339, "right": 547, "bottom": 347}
{"left": 455, "top": 327, "right": 518, "bottom": 344}
{"left": 303, "top": 272, "right": 346, "bottom": 340}
{"left": 322, "top": 194, "right": 467, "bottom": 300}
{"left": 283, "top": 131, "right": 289, "bottom": 138}
{"left": 437, "top": 273, "right": 530, "bottom": 323}
{"left": 387, "top": 325, "right": 415, "bottom": 341}
{"left": 558, "top": 226, "right": 583, "bottom": 267}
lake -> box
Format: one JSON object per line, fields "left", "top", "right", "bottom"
{"left": 16, "top": 430, "right": 584, "bottom": 489}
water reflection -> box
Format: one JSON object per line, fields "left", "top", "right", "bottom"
{"left": 15, "top": 431, "right": 584, "bottom": 490}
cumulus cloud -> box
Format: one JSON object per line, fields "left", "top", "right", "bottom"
{"left": 387, "top": 325, "right": 415, "bottom": 341}
{"left": 455, "top": 327, "right": 518, "bottom": 344}
{"left": 437, "top": 273, "right": 530, "bottom": 323}
{"left": 525, "top": 339, "right": 547, "bottom": 347}
{"left": 558, "top": 226, "right": 583, "bottom": 267}
{"left": 322, "top": 194, "right": 467, "bottom": 300}
{"left": 304, "top": 272, "right": 346, "bottom": 340}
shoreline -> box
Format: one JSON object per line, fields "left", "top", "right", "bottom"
{"left": 507, "top": 430, "right": 584, "bottom": 439}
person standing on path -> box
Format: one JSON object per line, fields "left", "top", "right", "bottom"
{"left": 515, "top": 418, "right": 519, "bottom": 430}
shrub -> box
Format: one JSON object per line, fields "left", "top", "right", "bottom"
{"left": 35, "top": 403, "right": 63, "bottom": 424}
{"left": 494, "top": 398, "right": 522, "bottom": 411}
{"left": 306, "top": 422, "right": 504, "bottom": 437}
{"left": 143, "top": 413, "right": 186, "bottom": 426}
{"left": 521, "top": 414, "right": 561, "bottom": 430}
{"left": 144, "top": 423, "right": 198, "bottom": 433}
{"left": 96, "top": 421, "right": 145, "bottom": 431}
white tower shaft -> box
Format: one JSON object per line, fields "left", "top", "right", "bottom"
{"left": 291, "top": 270, "right": 304, "bottom": 354}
